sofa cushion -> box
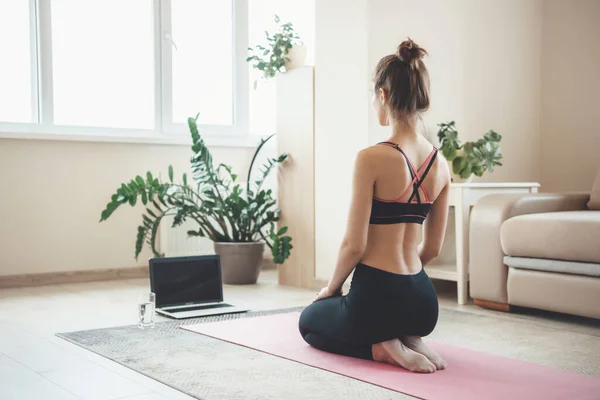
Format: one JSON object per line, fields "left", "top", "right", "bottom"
{"left": 501, "top": 211, "right": 600, "bottom": 264}
{"left": 504, "top": 256, "right": 600, "bottom": 277}
{"left": 589, "top": 169, "right": 600, "bottom": 210}
{"left": 507, "top": 268, "right": 600, "bottom": 319}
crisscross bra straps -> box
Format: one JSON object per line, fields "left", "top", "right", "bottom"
{"left": 369, "top": 142, "right": 438, "bottom": 225}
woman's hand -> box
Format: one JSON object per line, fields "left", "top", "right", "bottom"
{"left": 313, "top": 286, "right": 342, "bottom": 302}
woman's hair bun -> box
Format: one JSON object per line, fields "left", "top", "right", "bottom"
{"left": 396, "top": 38, "right": 428, "bottom": 64}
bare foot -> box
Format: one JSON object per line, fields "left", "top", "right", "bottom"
{"left": 372, "top": 339, "right": 436, "bottom": 373}
{"left": 402, "top": 336, "right": 447, "bottom": 370}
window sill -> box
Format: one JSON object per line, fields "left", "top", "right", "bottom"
{"left": 0, "top": 128, "right": 266, "bottom": 148}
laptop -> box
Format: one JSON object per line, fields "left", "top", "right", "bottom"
{"left": 149, "top": 254, "right": 248, "bottom": 319}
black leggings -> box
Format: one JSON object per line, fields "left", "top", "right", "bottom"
{"left": 298, "top": 263, "right": 439, "bottom": 360}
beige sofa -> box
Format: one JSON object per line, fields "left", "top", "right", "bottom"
{"left": 469, "top": 173, "right": 600, "bottom": 319}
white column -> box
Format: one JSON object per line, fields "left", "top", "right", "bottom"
{"left": 314, "top": 0, "right": 370, "bottom": 280}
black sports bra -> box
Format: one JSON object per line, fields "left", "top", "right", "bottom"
{"left": 369, "top": 142, "right": 438, "bottom": 225}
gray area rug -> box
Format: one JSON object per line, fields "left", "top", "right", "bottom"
{"left": 58, "top": 307, "right": 600, "bottom": 400}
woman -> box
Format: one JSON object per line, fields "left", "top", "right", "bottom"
{"left": 298, "top": 38, "right": 450, "bottom": 374}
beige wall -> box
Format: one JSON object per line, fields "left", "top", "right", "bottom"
{"left": 314, "top": 0, "right": 544, "bottom": 280}
{"left": 368, "top": 0, "right": 543, "bottom": 184}
{"left": 541, "top": 0, "right": 600, "bottom": 192}
{"left": 314, "top": 0, "right": 370, "bottom": 280}
{"left": 0, "top": 138, "right": 253, "bottom": 276}
{"left": 3, "top": 0, "right": 597, "bottom": 279}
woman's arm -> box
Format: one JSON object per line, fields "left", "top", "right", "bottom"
{"left": 327, "top": 149, "right": 376, "bottom": 293}
{"left": 419, "top": 180, "right": 450, "bottom": 266}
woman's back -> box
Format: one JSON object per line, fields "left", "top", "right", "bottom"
{"left": 361, "top": 135, "right": 450, "bottom": 275}
{"left": 300, "top": 38, "right": 449, "bottom": 374}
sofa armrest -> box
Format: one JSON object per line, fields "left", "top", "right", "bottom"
{"left": 469, "top": 193, "right": 590, "bottom": 303}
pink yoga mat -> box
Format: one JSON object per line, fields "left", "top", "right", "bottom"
{"left": 182, "top": 312, "right": 600, "bottom": 400}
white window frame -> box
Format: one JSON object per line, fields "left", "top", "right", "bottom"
{"left": 0, "top": 0, "right": 257, "bottom": 147}
{"left": 0, "top": 0, "right": 41, "bottom": 132}
{"left": 159, "top": 0, "right": 249, "bottom": 138}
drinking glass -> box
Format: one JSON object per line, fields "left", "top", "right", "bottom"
{"left": 138, "top": 292, "right": 156, "bottom": 329}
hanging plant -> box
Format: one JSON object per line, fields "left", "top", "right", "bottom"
{"left": 246, "top": 14, "right": 301, "bottom": 89}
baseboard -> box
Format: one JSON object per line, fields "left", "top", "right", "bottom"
{"left": 1, "top": 255, "right": 278, "bottom": 289}
{"left": 0, "top": 266, "right": 149, "bottom": 289}
{"left": 474, "top": 298, "right": 511, "bottom": 312}
{"left": 261, "top": 255, "right": 277, "bottom": 270}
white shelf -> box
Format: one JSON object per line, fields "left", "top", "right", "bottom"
{"left": 425, "top": 264, "right": 461, "bottom": 282}
{"left": 450, "top": 182, "right": 540, "bottom": 188}
{"left": 437, "top": 183, "right": 539, "bottom": 304}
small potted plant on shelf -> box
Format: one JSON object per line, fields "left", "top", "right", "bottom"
{"left": 247, "top": 14, "right": 305, "bottom": 89}
{"left": 437, "top": 121, "right": 503, "bottom": 183}
{"left": 99, "top": 115, "right": 293, "bottom": 284}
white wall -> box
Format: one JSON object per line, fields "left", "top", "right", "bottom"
{"left": 541, "top": 0, "right": 600, "bottom": 192}
{"left": 0, "top": 138, "right": 254, "bottom": 276}
{"left": 314, "top": 0, "right": 370, "bottom": 280}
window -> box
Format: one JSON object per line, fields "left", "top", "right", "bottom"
{"left": 0, "top": 1, "right": 34, "bottom": 123}
{"left": 162, "top": 0, "right": 248, "bottom": 136}
{"left": 0, "top": 0, "right": 314, "bottom": 143}
{"left": 50, "top": 0, "right": 155, "bottom": 129}
{"left": 170, "top": 0, "right": 233, "bottom": 126}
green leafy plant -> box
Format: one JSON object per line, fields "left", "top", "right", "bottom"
{"left": 100, "top": 115, "right": 293, "bottom": 264}
{"left": 246, "top": 14, "right": 301, "bottom": 89}
{"left": 437, "top": 121, "right": 503, "bottom": 179}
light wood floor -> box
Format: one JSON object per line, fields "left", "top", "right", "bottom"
{"left": 0, "top": 270, "right": 598, "bottom": 399}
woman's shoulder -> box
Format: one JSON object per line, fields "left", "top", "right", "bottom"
{"left": 431, "top": 146, "right": 450, "bottom": 173}
{"left": 350, "top": 146, "right": 391, "bottom": 176}
{"left": 355, "top": 144, "right": 394, "bottom": 165}
{"left": 360, "top": 143, "right": 396, "bottom": 158}
{"left": 430, "top": 148, "right": 451, "bottom": 187}
{"left": 355, "top": 145, "right": 411, "bottom": 180}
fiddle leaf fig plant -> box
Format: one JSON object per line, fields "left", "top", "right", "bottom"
{"left": 247, "top": 14, "right": 301, "bottom": 89}
{"left": 100, "top": 114, "right": 293, "bottom": 264}
{"left": 437, "top": 121, "right": 503, "bottom": 179}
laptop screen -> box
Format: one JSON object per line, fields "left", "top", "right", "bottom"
{"left": 150, "top": 256, "right": 223, "bottom": 308}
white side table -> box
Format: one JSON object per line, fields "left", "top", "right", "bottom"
{"left": 426, "top": 182, "right": 540, "bottom": 304}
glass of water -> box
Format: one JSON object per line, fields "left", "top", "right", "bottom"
{"left": 138, "top": 292, "right": 156, "bottom": 329}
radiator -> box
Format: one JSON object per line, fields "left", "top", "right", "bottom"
{"left": 159, "top": 216, "right": 274, "bottom": 268}
{"left": 159, "top": 215, "right": 215, "bottom": 257}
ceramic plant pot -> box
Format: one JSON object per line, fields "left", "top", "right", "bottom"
{"left": 214, "top": 242, "right": 265, "bottom": 285}
{"left": 284, "top": 45, "right": 307, "bottom": 71}
{"left": 451, "top": 174, "right": 474, "bottom": 183}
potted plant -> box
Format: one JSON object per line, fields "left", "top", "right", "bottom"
{"left": 100, "top": 115, "right": 293, "bottom": 284}
{"left": 247, "top": 14, "right": 305, "bottom": 89}
{"left": 437, "top": 121, "right": 503, "bottom": 183}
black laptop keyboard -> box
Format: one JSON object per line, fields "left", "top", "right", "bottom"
{"left": 169, "top": 303, "right": 233, "bottom": 313}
